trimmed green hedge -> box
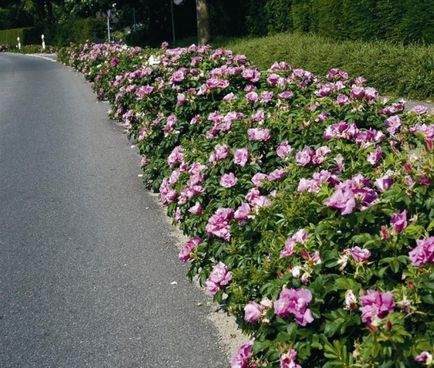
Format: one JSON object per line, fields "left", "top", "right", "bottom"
{"left": 241, "top": 0, "right": 434, "bottom": 44}
{"left": 218, "top": 33, "right": 434, "bottom": 100}
{"left": 0, "top": 27, "right": 33, "bottom": 47}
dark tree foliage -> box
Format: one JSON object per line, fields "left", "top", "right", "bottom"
{"left": 0, "top": 0, "right": 432, "bottom": 45}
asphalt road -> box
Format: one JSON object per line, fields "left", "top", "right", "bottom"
{"left": 0, "top": 53, "right": 228, "bottom": 368}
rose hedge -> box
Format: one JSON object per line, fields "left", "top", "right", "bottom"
{"left": 58, "top": 42, "right": 434, "bottom": 368}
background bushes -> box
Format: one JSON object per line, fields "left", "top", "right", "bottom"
{"left": 52, "top": 18, "right": 106, "bottom": 46}
{"left": 221, "top": 0, "right": 434, "bottom": 44}
{"left": 0, "top": 27, "right": 38, "bottom": 46}
{"left": 218, "top": 33, "right": 434, "bottom": 100}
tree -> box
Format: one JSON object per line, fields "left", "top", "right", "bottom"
{"left": 195, "top": 0, "right": 208, "bottom": 44}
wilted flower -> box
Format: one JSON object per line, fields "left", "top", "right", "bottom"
{"left": 415, "top": 351, "right": 433, "bottom": 365}
{"left": 344, "top": 290, "right": 358, "bottom": 310}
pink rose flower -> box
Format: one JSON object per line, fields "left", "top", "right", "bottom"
{"left": 367, "top": 147, "right": 382, "bottom": 165}
{"left": 410, "top": 105, "right": 428, "bottom": 115}
{"left": 209, "top": 144, "right": 229, "bottom": 164}
{"left": 231, "top": 341, "right": 254, "bottom": 368}
{"left": 385, "top": 115, "right": 401, "bottom": 135}
{"left": 390, "top": 210, "right": 408, "bottom": 234}
{"left": 188, "top": 202, "right": 203, "bottom": 215}
{"left": 268, "top": 168, "right": 286, "bottom": 182}
{"left": 375, "top": 174, "right": 393, "bottom": 192}
{"left": 178, "top": 237, "right": 202, "bottom": 263}
{"left": 409, "top": 236, "right": 434, "bottom": 267}
{"left": 247, "top": 128, "right": 271, "bottom": 142}
{"left": 351, "top": 246, "right": 371, "bottom": 262}
{"left": 244, "top": 301, "right": 261, "bottom": 323}
{"left": 274, "top": 288, "right": 314, "bottom": 326}
{"left": 295, "top": 147, "right": 314, "bottom": 166}
{"left": 280, "top": 348, "right": 301, "bottom": 368}
{"left": 234, "top": 148, "right": 249, "bottom": 167}
{"left": 245, "top": 91, "right": 259, "bottom": 103}
{"left": 220, "top": 172, "right": 238, "bottom": 188}
{"left": 359, "top": 290, "right": 395, "bottom": 324}
{"left": 234, "top": 203, "right": 251, "bottom": 223}
{"left": 206, "top": 208, "right": 234, "bottom": 241}
{"left": 278, "top": 91, "right": 294, "bottom": 99}
{"left": 276, "top": 141, "right": 293, "bottom": 158}
{"left": 206, "top": 262, "right": 232, "bottom": 295}
{"left": 251, "top": 173, "right": 268, "bottom": 187}
{"left": 167, "top": 146, "right": 184, "bottom": 168}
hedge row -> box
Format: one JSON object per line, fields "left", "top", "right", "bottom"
{"left": 0, "top": 27, "right": 36, "bottom": 47}
{"left": 217, "top": 33, "right": 434, "bottom": 100}
{"left": 211, "top": 0, "right": 434, "bottom": 45}
{"left": 58, "top": 42, "right": 434, "bottom": 368}
{"left": 6, "top": 44, "right": 56, "bottom": 54}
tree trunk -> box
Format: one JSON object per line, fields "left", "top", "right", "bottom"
{"left": 196, "top": 0, "right": 209, "bottom": 45}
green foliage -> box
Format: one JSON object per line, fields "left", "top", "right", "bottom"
{"left": 59, "top": 41, "right": 434, "bottom": 368}
{"left": 52, "top": 17, "right": 106, "bottom": 46}
{"left": 264, "top": 0, "right": 292, "bottom": 34}
{"left": 218, "top": 33, "right": 434, "bottom": 100}
{"left": 0, "top": 27, "right": 32, "bottom": 46}
{"left": 7, "top": 44, "right": 56, "bottom": 54}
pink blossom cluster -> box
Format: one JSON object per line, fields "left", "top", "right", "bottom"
{"left": 178, "top": 237, "right": 202, "bottom": 263}
{"left": 206, "top": 208, "right": 234, "bottom": 241}
{"left": 295, "top": 146, "right": 331, "bottom": 166}
{"left": 409, "top": 236, "right": 434, "bottom": 267}
{"left": 325, "top": 174, "right": 378, "bottom": 215}
{"left": 231, "top": 341, "right": 255, "bottom": 368}
{"left": 280, "top": 229, "right": 309, "bottom": 258}
{"left": 274, "top": 288, "right": 314, "bottom": 326}
{"left": 280, "top": 349, "right": 302, "bottom": 368}
{"left": 297, "top": 170, "right": 340, "bottom": 193}
{"left": 359, "top": 290, "right": 395, "bottom": 325}
{"left": 205, "top": 261, "right": 232, "bottom": 295}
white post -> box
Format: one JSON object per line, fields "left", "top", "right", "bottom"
{"left": 107, "top": 9, "right": 111, "bottom": 43}
{"left": 17, "top": 36, "right": 21, "bottom": 50}
{"left": 41, "top": 34, "right": 46, "bottom": 50}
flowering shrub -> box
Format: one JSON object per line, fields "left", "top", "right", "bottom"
{"left": 59, "top": 42, "right": 434, "bottom": 368}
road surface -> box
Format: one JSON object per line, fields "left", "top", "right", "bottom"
{"left": 0, "top": 53, "right": 229, "bottom": 368}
